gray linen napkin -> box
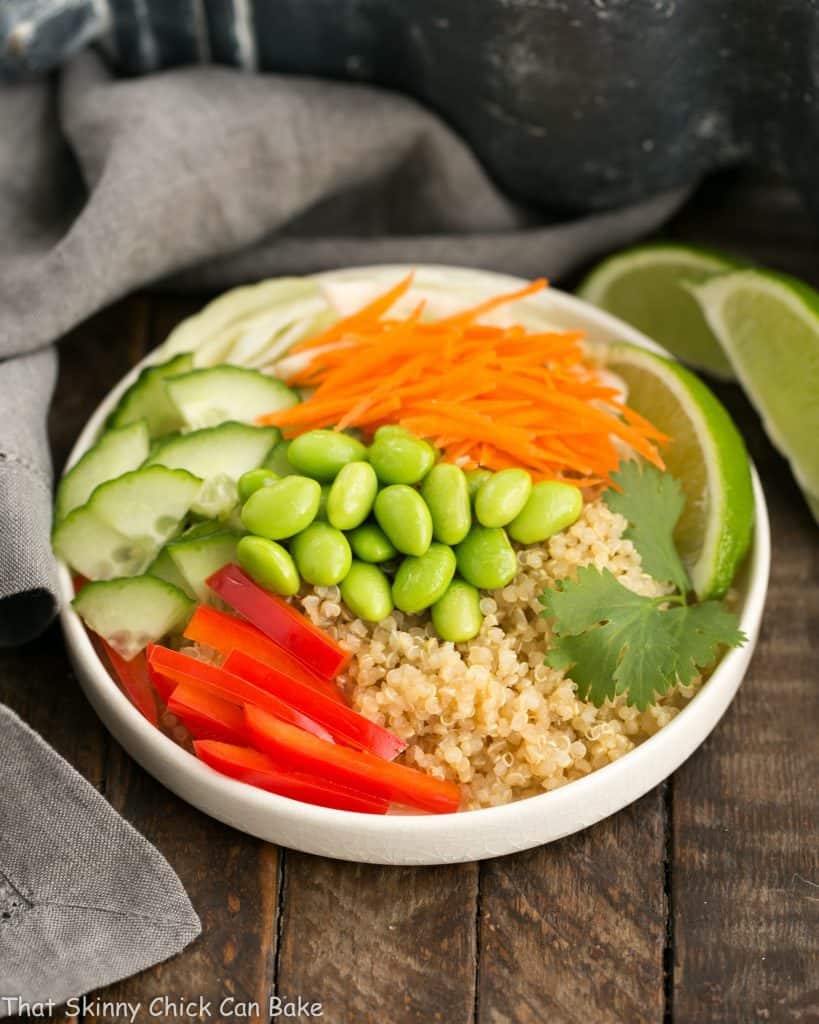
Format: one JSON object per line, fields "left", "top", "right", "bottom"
{"left": 0, "top": 705, "right": 200, "bottom": 1010}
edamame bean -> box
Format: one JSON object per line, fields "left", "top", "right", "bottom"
{"left": 368, "top": 431, "right": 436, "bottom": 485}
{"left": 290, "top": 522, "right": 352, "bottom": 586}
{"left": 287, "top": 429, "right": 367, "bottom": 482}
{"left": 431, "top": 580, "right": 483, "bottom": 642}
{"left": 420, "top": 464, "right": 471, "bottom": 545}
{"left": 507, "top": 481, "right": 584, "bottom": 544}
{"left": 455, "top": 526, "right": 517, "bottom": 589}
{"left": 474, "top": 468, "right": 532, "bottom": 528}
{"left": 392, "top": 543, "right": 457, "bottom": 614}
{"left": 340, "top": 561, "right": 394, "bottom": 622}
{"left": 237, "top": 535, "right": 300, "bottom": 596}
{"left": 241, "top": 475, "right": 321, "bottom": 540}
{"left": 327, "top": 462, "right": 378, "bottom": 531}
{"left": 348, "top": 523, "right": 398, "bottom": 563}
{"left": 373, "top": 484, "right": 433, "bottom": 556}
{"left": 238, "top": 468, "right": 278, "bottom": 504}
{"left": 374, "top": 425, "right": 411, "bottom": 441}
{"left": 264, "top": 440, "right": 295, "bottom": 477}
{"left": 465, "top": 469, "right": 492, "bottom": 500}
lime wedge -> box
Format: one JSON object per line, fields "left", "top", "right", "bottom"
{"left": 603, "top": 342, "right": 755, "bottom": 599}
{"left": 690, "top": 269, "right": 819, "bottom": 523}
{"left": 579, "top": 244, "right": 741, "bottom": 379}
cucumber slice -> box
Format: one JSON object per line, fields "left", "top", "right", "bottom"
{"left": 54, "top": 466, "right": 202, "bottom": 580}
{"left": 146, "top": 422, "right": 279, "bottom": 481}
{"left": 147, "top": 547, "right": 196, "bottom": 599}
{"left": 165, "top": 365, "right": 298, "bottom": 430}
{"left": 168, "top": 531, "right": 239, "bottom": 602}
{"left": 108, "top": 353, "right": 193, "bottom": 438}
{"left": 55, "top": 421, "right": 150, "bottom": 522}
{"left": 90, "top": 466, "right": 202, "bottom": 545}
{"left": 53, "top": 508, "right": 155, "bottom": 580}
{"left": 179, "top": 520, "right": 226, "bottom": 541}
{"left": 73, "top": 576, "right": 195, "bottom": 660}
{"left": 189, "top": 473, "right": 239, "bottom": 520}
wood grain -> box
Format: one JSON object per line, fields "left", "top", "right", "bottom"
{"left": 276, "top": 856, "right": 479, "bottom": 1024}
{"left": 671, "top": 383, "right": 819, "bottom": 1023}
{"left": 98, "top": 741, "right": 280, "bottom": 1023}
{"left": 477, "top": 789, "right": 667, "bottom": 1024}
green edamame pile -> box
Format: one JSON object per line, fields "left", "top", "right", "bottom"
{"left": 236, "top": 426, "right": 583, "bottom": 643}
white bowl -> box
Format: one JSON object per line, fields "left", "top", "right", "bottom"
{"left": 58, "top": 265, "right": 770, "bottom": 865}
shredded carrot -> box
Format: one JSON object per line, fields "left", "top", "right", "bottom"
{"left": 260, "top": 276, "right": 667, "bottom": 485}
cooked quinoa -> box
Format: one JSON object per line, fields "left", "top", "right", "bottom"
{"left": 296, "top": 499, "right": 703, "bottom": 810}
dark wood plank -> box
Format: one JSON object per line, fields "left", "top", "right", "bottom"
{"left": 277, "top": 856, "right": 479, "bottom": 1024}
{"left": 671, "top": 383, "right": 819, "bottom": 1022}
{"left": 99, "top": 740, "right": 280, "bottom": 1023}
{"left": 477, "top": 789, "right": 667, "bottom": 1024}
{"left": 88, "top": 295, "right": 281, "bottom": 1022}
{"left": 668, "top": 179, "right": 819, "bottom": 1021}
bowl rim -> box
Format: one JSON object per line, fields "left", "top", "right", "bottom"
{"left": 57, "top": 264, "right": 771, "bottom": 841}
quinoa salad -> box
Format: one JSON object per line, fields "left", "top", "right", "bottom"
{"left": 55, "top": 270, "right": 754, "bottom": 815}
{"left": 298, "top": 500, "right": 696, "bottom": 810}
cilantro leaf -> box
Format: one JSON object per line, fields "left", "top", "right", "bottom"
{"left": 604, "top": 460, "right": 690, "bottom": 595}
{"left": 665, "top": 601, "right": 746, "bottom": 686}
{"left": 541, "top": 567, "right": 746, "bottom": 710}
{"left": 542, "top": 569, "right": 677, "bottom": 709}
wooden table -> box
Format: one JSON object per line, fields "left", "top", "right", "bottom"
{"left": 2, "top": 176, "right": 817, "bottom": 1024}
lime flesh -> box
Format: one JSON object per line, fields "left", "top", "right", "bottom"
{"left": 579, "top": 244, "right": 741, "bottom": 379}
{"left": 603, "top": 342, "right": 755, "bottom": 599}
{"left": 692, "top": 270, "right": 819, "bottom": 524}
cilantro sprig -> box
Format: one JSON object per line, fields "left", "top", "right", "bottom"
{"left": 540, "top": 462, "right": 745, "bottom": 709}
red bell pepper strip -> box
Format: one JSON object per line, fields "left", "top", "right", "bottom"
{"left": 245, "top": 706, "right": 461, "bottom": 815}
{"left": 147, "top": 661, "right": 176, "bottom": 703}
{"left": 224, "top": 649, "right": 406, "bottom": 761}
{"left": 146, "top": 645, "right": 334, "bottom": 743}
{"left": 194, "top": 741, "right": 389, "bottom": 815}
{"left": 207, "top": 564, "right": 350, "bottom": 678}
{"left": 102, "top": 643, "right": 159, "bottom": 726}
{"left": 184, "top": 604, "right": 345, "bottom": 704}
{"left": 167, "top": 683, "right": 247, "bottom": 745}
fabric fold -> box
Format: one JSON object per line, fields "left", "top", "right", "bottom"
{"left": 0, "top": 705, "right": 201, "bottom": 1009}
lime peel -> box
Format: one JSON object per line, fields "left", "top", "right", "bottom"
{"left": 602, "top": 342, "right": 754, "bottom": 599}
{"left": 690, "top": 269, "right": 819, "bottom": 524}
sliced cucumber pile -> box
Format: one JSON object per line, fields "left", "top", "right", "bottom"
{"left": 53, "top": 466, "right": 202, "bottom": 580}
{"left": 55, "top": 420, "right": 150, "bottom": 522}
{"left": 165, "top": 365, "right": 298, "bottom": 430}
{"left": 108, "top": 353, "right": 193, "bottom": 438}
{"left": 146, "top": 421, "right": 279, "bottom": 481}
{"left": 73, "top": 576, "right": 195, "bottom": 660}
